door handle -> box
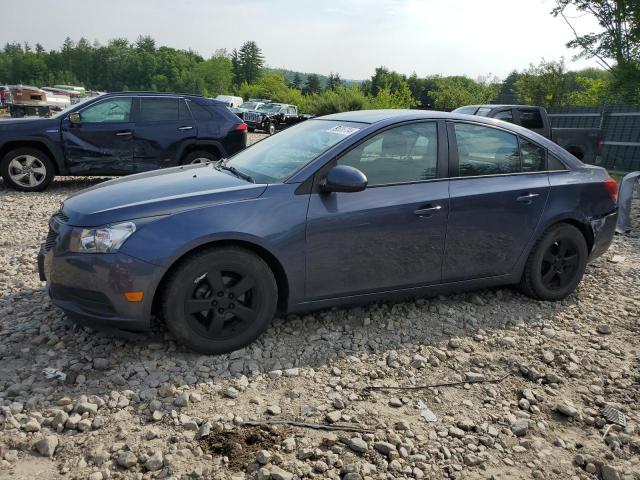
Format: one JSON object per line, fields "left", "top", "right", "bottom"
{"left": 115, "top": 131, "right": 132, "bottom": 136}
{"left": 516, "top": 192, "right": 540, "bottom": 203}
{"left": 413, "top": 205, "right": 442, "bottom": 217}
{"left": 178, "top": 125, "right": 193, "bottom": 130}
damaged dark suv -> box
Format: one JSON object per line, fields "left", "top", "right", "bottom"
{"left": 0, "top": 92, "right": 248, "bottom": 191}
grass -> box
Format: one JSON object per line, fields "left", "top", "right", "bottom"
{"left": 608, "top": 170, "right": 627, "bottom": 182}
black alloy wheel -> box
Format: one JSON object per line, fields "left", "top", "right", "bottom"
{"left": 163, "top": 247, "right": 277, "bottom": 354}
{"left": 520, "top": 223, "right": 588, "bottom": 301}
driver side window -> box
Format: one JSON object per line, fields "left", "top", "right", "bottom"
{"left": 80, "top": 98, "right": 132, "bottom": 123}
{"left": 338, "top": 122, "right": 438, "bottom": 186}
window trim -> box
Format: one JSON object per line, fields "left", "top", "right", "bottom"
{"left": 76, "top": 96, "right": 134, "bottom": 124}
{"left": 311, "top": 119, "right": 448, "bottom": 192}
{"left": 447, "top": 120, "right": 558, "bottom": 179}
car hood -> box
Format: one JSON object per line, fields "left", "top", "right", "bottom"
{"left": 0, "top": 117, "right": 59, "bottom": 131}
{"left": 62, "top": 164, "right": 267, "bottom": 226}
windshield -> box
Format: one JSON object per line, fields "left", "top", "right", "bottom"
{"left": 257, "top": 103, "right": 282, "bottom": 112}
{"left": 240, "top": 102, "right": 259, "bottom": 109}
{"left": 227, "top": 120, "right": 366, "bottom": 183}
{"left": 50, "top": 96, "right": 94, "bottom": 119}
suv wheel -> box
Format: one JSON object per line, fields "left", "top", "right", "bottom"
{"left": 519, "top": 223, "right": 588, "bottom": 301}
{"left": 162, "top": 247, "right": 278, "bottom": 354}
{"left": 181, "top": 150, "right": 218, "bottom": 165}
{"left": 267, "top": 122, "right": 276, "bottom": 135}
{"left": 1, "top": 147, "right": 55, "bottom": 191}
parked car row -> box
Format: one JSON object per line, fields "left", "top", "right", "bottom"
{"left": 0, "top": 84, "right": 102, "bottom": 118}
{"left": 0, "top": 92, "right": 248, "bottom": 191}
{"left": 37, "top": 109, "right": 618, "bottom": 353}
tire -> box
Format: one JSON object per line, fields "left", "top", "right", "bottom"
{"left": 181, "top": 150, "right": 219, "bottom": 165}
{"left": 248, "top": 127, "right": 255, "bottom": 133}
{"left": 267, "top": 122, "right": 276, "bottom": 135}
{"left": 1, "top": 147, "right": 55, "bottom": 191}
{"left": 519, "top": 223, "right": 588, "bottom": 301}
{"left": 162, "top": 247, "right": 278, "bottom": 354}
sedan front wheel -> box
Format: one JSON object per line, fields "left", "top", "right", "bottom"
{"left": 162, "top": 247, "right": 278, "bottom": 354}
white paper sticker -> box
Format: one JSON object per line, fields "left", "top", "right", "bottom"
{"left": 327, "top": 125, "right": 360, "bottom": 136}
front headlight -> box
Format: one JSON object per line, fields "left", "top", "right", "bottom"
{"left": 72, "top": 222, "right": 136, "bottom": 253}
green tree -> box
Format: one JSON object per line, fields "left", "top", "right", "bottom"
{"left": 514, "top": 59, "right": 574, "bottom": 107}
{"left": 552, "top": 0, "right": 640, "bottom": 102}
{"left": 303, "top": 74, "right": 322, "bottom": 94}
{"left": 428, "top": 75, "right": 499, "bottom": 110}
{"left": 326, "top": 72, "right": 342, "bottom": 91}
{"left": 290, "top": 72, "right": 302, "bottom": 89}
{"left": 234, "top": 41, "right": 264, "bottom": 85}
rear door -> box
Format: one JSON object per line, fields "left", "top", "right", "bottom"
{"left": 443, "top": 121, "right": 550, "bottom": 281}
{"left": 305, "top": 121, "right": 449, "bottom": 299}
{"left": 132, "top": 96, "right": 197, "bottom": 170}
{"left": 61, "top": 96, "right": 135, "bottom": 174}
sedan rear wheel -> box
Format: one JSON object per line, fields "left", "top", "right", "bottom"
{"left": 1, "top": 148, "right": 55, "bottom": 191}
{"left": 519, "top": 223, "right": 588, "bottom": 301}
{"left": 162, "top": 247, "right": 277, "bottom": 354}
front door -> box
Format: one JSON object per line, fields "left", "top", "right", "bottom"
{"left": 132, "top": 96, "right": 197, "bottom": 170}
{"left": 62, "top": 96, "right": 135, "bottom": 174}
{"left": 305, "top": 121, "right": 449, "bottom": 300}
{"left": 443, "top": 122, "right": 550, "bottom": 281}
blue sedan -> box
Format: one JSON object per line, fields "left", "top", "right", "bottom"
{"left": 39, "top": 110, "right": 618, "bottom": 353}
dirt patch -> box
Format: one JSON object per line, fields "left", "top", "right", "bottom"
{"left": 199, "top": 425, "right": 287, "bottom": 471}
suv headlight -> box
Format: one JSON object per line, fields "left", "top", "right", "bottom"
{"left": 71, "top": 222, "right": 136, "bottom": 253}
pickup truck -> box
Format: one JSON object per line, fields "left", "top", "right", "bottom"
{"left": 242, "top": 103, "right": 313, "bottom": 135}
{"left": 453, "top": 104, "right": 602, "bottom": 164}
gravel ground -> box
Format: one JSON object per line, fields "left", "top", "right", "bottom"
{"left": 1, "top": 143, "right": 639, "bottom": 480}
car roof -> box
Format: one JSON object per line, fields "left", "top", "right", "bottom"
{"left": 460, "top": 104, "right": 541, "bottom": 110}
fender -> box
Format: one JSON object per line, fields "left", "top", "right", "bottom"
{"left": 0, "top": 135, "right": 70, "bottom": 174}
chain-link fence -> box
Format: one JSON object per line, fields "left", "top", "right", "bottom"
{"left": 547, "top": 106, "right": 640, "bottom": 172}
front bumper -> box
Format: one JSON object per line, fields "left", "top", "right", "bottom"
{"left": 589, "top": 209, "right": 618, "bottom": 261}
{"left": 38, "top": 245, "right": 165, "bottom": 333}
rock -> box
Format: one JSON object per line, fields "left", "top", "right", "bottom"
{"left": 511, "top": 419, "right": 529, "bottom": 437}
{"left": 76, "top": 401, "right": 98, "bottom": 415}
{"left": 88, "top": 473, "right": 103, "bottom": 480}
{"left": 34, "top": 436, "right": 58, "bottom": 457}
{"left": 542, "top": 351, "right": 555, "bottom": 364}
{"left": 448, "top": 338, "right": 462, "bottom": 349}
{"left": 116, "top": 450, "right": 138, "bottom": 469}
{"left": 51, "top": 410, "right": 69, "bottom": 429}
{"left": 152, "top": 410, "right": 163, "bottom": 422}
{"left": 555, "top": 402, "right": 578, "bottom": 417}
{"left": 600, "top": 465, "right": 620, "bottom": 480}
{"left": 347, "top": 437, "right": 368, "bottom": 453}
{"left": 266, "top": 404, "right": 281, "bottom": 415}
{"left": 325, "top": 410, "right": 342, "bottom": 423}
{"left": 93, "top": 358, "right": 110, "bottom": 370}
{"left": 3, "top": 450, "right": 18, "bottom": 462}
{"left": 23, "top": 418, "right": 41, "bottom": 432}
{"left": 224, "top": 387, "right": 239, "bottom": 399}
{"left": 145, "top": 450, "right": 164, "bottom": 471}
{"left": 77, "top": 418, "right": 92, "bottom": 432}
{"left": 256, "top": 449, "right": 272, "bottom": 464}
{"left": 373, "top": 441, "right": 396, "bottom": 457}
{"left": 388, "top": 398, "right": 403, "bottom": 408}
{"left": 597, "top": 324, "right": 612, "bottom": 334}
{"left": 457, "top": 418, "right": 475, "bottom": 431}
{"left": 173, "top": 392, "right": 189, "bottom": 407}
{"left": 270, "top": 465, "right": 294, "bottom": 480}
{"left": 465, "top": 371, "right": 485, "bottom": 382}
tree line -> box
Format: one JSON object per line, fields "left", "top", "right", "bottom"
{"left": 0, "top": 1, "right": 637, "bottom": 114}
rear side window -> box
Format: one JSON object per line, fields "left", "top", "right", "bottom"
{"left": 494, "top": 109, "right": 514, "bottom": 123}
{"left": 518, "top": 109, "right": 544, "bottom": 129}
{"left": 188, "top": 101, "right": 213, "bottom": 121}
{"left": 139, "top": 97, "right": 190, "bottom": 122}
{"left": 520, "top": 138, "right": 546, "bottom": 172}
{"left": 476, "top": 107, "right": 492, "bottom": 117}
{"left": 454, "top": 123, "right": 520, "bottom": 176}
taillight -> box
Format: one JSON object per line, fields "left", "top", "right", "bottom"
{"left": 234, "top": 123, "right": 248, "bottom": 132}
{"left": 603, "top": 177, "right": 618, "bottom": 203}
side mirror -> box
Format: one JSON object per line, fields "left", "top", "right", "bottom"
{"left": 320, "top": 165, "right": 368, "bottom": 193}
{"left": 68, "top": 112, "right": 81, "bottom": 124}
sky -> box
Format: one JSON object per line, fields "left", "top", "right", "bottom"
{"left": 1, "top": 0, "right": 603, "bottom": 80}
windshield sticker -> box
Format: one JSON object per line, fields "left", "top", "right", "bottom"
{"left": 327, "top": 125, "right": 360, "bottom": 136}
